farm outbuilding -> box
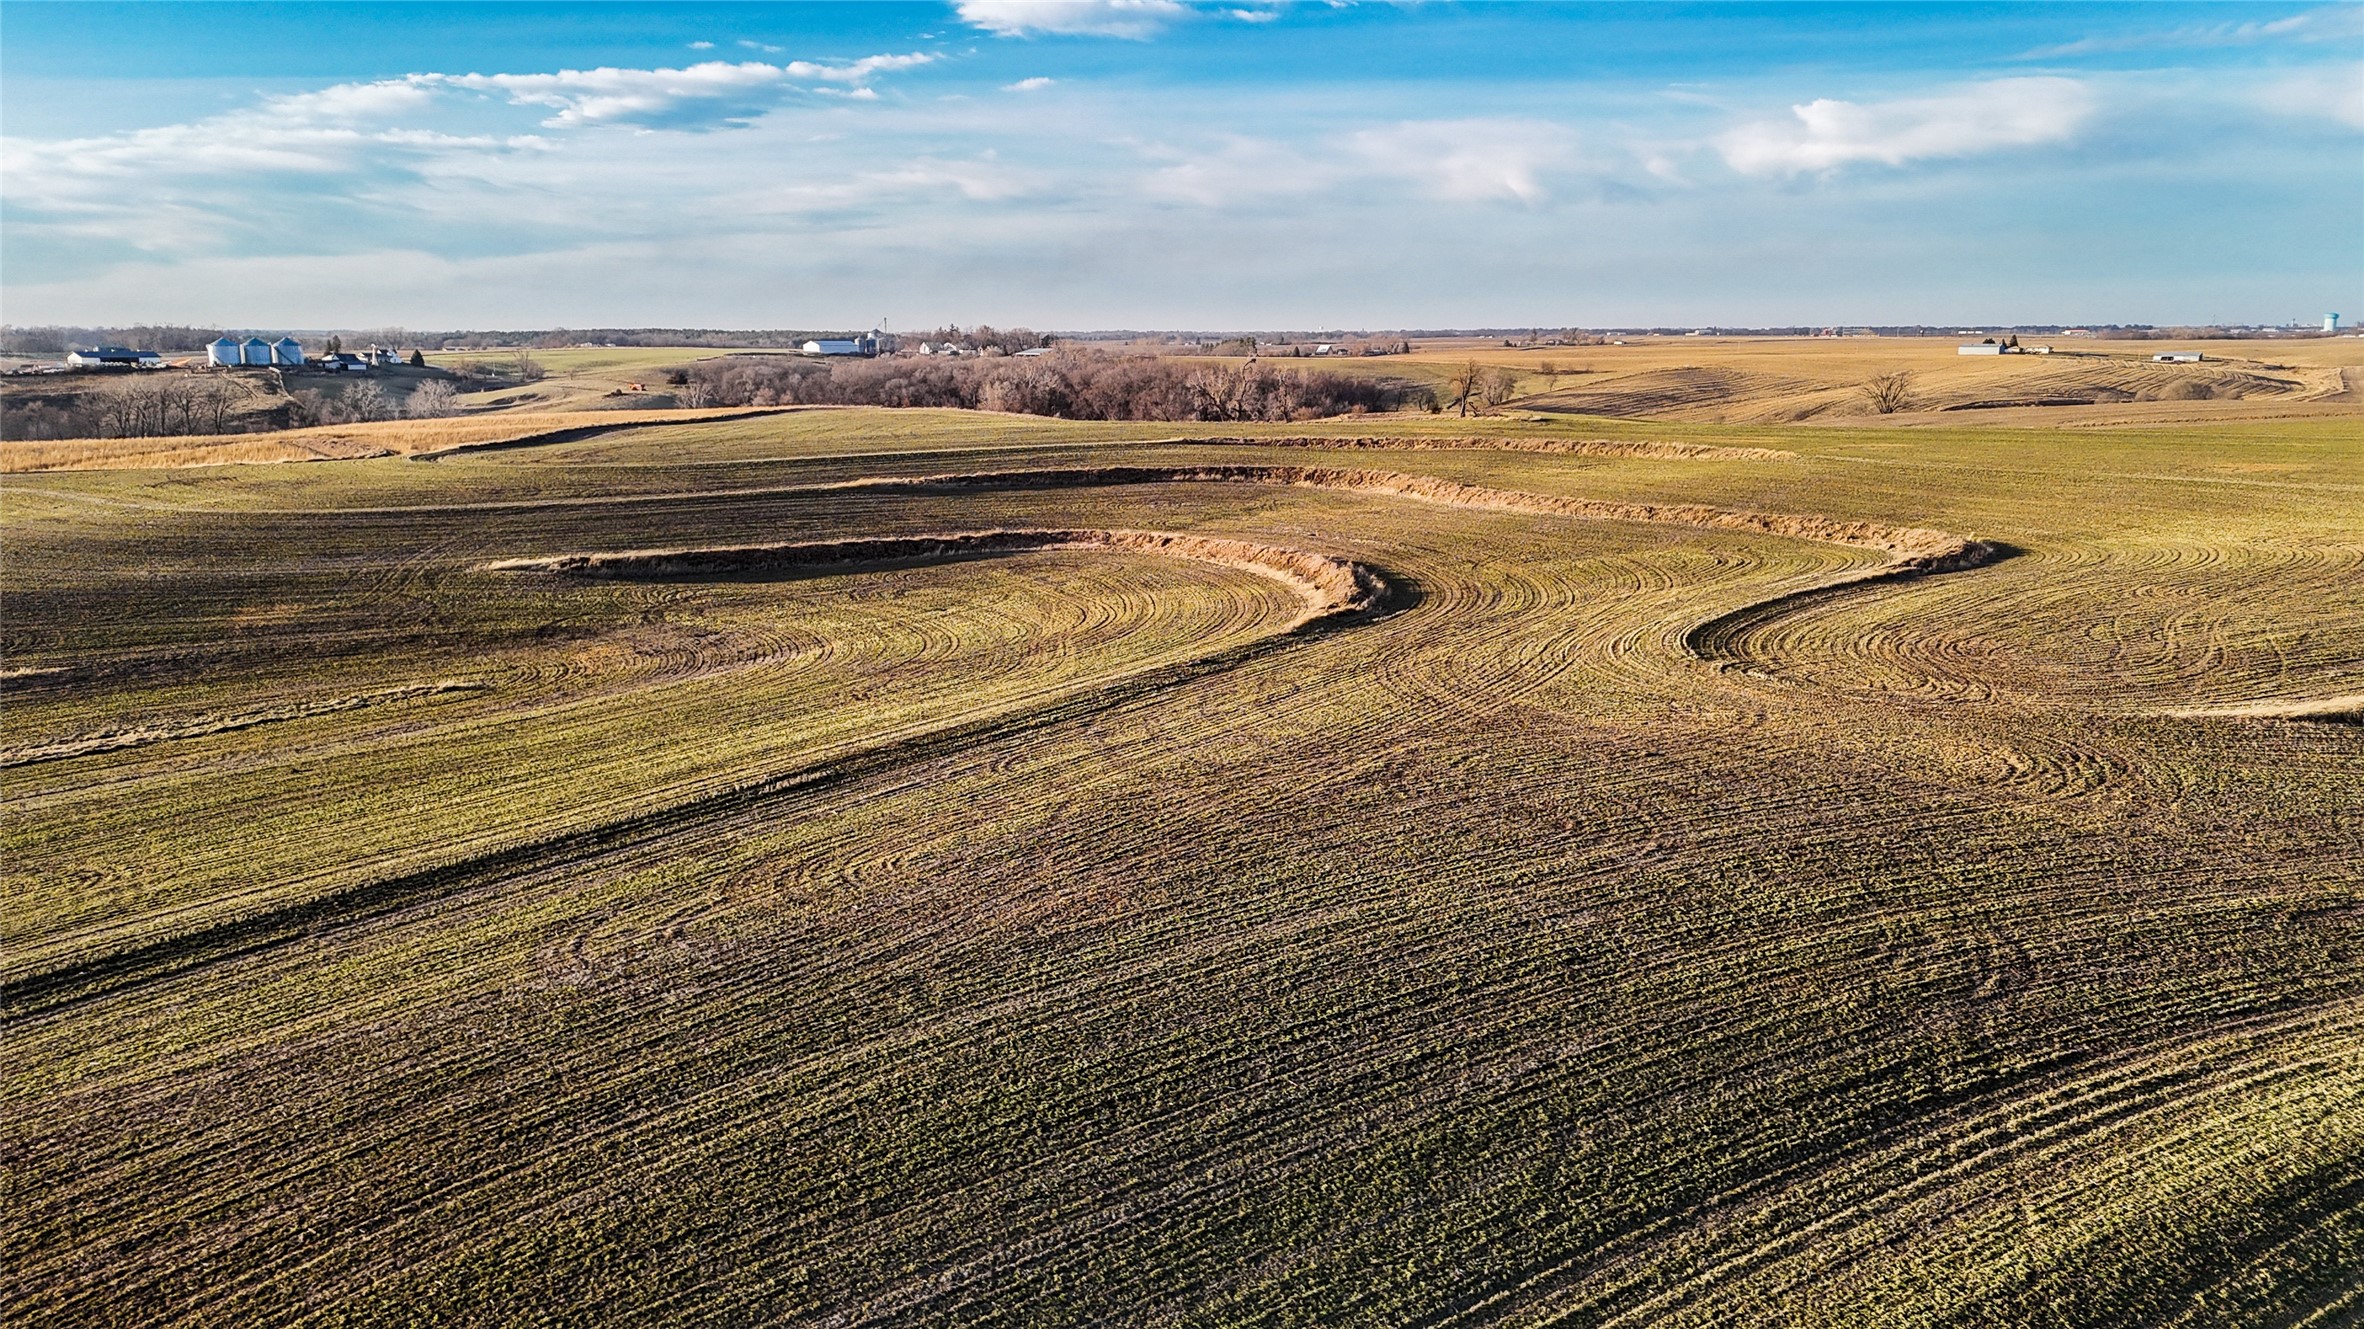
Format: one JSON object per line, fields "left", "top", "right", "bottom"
{"left": 1957, "top": 342, "right": 2006, "bottom": 355}
{"left": 802, "top": 337, "right": 877, "bottom": 357}
{"left": 208, "top": 337, "right": 244, "bottom": 367}
{"left": 66, "top": 347, "right": 163, "bottom": 369}
{"left": 271, "top": 337, "right": 304, "bottom": 366}
{"left": 2152, "top": 352, "right": 2204, "bottom": 363}
{"left": 241, "top": 337, "right": 273, "bottom": 366}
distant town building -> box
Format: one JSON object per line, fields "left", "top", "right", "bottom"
{"left": 66, "top": 346, "right": 163, "bottom": 369}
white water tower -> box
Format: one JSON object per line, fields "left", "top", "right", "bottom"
{"left": 2329, "top": 313, "right": 2342, "bottom": 333}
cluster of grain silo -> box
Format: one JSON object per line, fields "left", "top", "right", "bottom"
{"left": 208, "top": 336, "right": 304, "bottom": 367}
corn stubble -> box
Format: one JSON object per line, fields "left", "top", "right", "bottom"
{"left": 3, "top": 405, "right": 2359, "bottom": 1327}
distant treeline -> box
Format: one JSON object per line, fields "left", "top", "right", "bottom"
{"left": 3, "top": 326, "right": 225, "bottom": 354}
{"left": 680, "top": 352, "right": 1430, "bottom": 421}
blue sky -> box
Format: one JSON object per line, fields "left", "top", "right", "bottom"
{"left": 3, "top": 2, "right": 2357, "bottom": 329}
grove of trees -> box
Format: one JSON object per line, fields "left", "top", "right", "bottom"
{"left": 680, "top": 351, "right": 1429, "bottom": 422}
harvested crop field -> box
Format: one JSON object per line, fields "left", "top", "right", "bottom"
{"left": 4, "top": 405, "right": 2361, "bottom": 1326}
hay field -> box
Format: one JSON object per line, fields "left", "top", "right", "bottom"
{"left": 4, "top": 403, "right": 2361, "bottom": 1326}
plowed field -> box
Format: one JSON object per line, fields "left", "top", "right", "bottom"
{"left": 4, "top": 406, "right": 2359, "bottom": 1326}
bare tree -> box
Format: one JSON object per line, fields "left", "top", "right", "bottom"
{"left": 405, "top": 380, "right": 460, "bottom": 418}
{"left": 1477, "top": 366, "right": 1521, "bottom": 412}
{"left": 196, "top": 377, "right": 239, "bottom": 433}
{"left": 1446, "top": 361, "right": 1483, "bottom": 417}
{"left": 345, "top": 381, "right": 393, "bottom": 422}
{"left": 1860, "top": 370, "right": 1917, "bottom": 415}
{"left": 513, "top": 351, "right": 546, "bottom": 383}
{"left": 678, "top": 380, "right": 714, "bottom": 409}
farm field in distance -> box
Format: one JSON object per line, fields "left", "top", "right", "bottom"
{"left": 4, "top": 357, "right": 2362, "bottom": 1325}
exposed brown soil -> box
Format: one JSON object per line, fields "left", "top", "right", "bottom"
{"left": 2158, "top": 694, "right": 2364, "bottom": 724}
{"left": 876, "top": 465, "right": 1991, "bottom": 571}
{"left": 488, "top": 528, "right": 1390, "bottom": 625}
{"left": 0, "top": 681, "right": 489, "bottom": 769}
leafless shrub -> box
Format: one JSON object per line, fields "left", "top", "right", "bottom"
{"left": 345, "top": 382, "right": 394, "bottom": 422}
{"left": 1477, "top": 367, "right": 1521, "bottom": 412}
{"left": 405, "top": 380, "right": 461, "bottom": 418}
{"left": 1861, "top": 370, "right": 1918, "bottom": 414}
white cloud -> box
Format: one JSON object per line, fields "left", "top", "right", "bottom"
{"left": 1141, "top": 136, "right": 1330, "bottom": 204}
{"left": 434, "top": 54, "right": 932, "bottom": 128}
{"left": 1717, "top": 77, "right": 2094, "bottom": 176}
{"left": 2256, "top": 62, "right": 2364, "bottom": 130}
{"left": 2018, "top": 5, "right": 2363, "bottom": 59}
{"left": 1347, "top": 118, "right": 1580, "bottom": 204}
{"left": 957, "top": 0, "right": 1188, "bottom": 39}
{"left": 440, "top": 62, "right": 790, "bottom": 127}
{"left": 1135, "top": 118, "right": 1595, "bottom": 207}
{"left": 1004, "top": 77, "right": 1057, "bottom": 92}
{"left": 689, "top": 41, "right": 715, "bottom": 50}
{"left": 264, "top": 78, "right": 440, "bottom": 123}
{"left": 1229, "top": 8, "right": 1282, "bottom": 22}
{"left": 787, "top": 53, "right": 936, "bottom": 82}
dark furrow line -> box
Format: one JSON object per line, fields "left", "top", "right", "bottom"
{"left": 403, "top": 407, "right": 813, "bottom": 461}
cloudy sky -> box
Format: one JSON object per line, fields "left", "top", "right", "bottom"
{"left": 3, "top": 1, "right": 2357, "bottom": 330}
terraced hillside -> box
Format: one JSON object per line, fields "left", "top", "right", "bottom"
{"left": 4, "top": 407, "right": 2360, "bottom": 1326}
{"left": 1377, "top": 334, "right": 2363, "bottom": 427}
